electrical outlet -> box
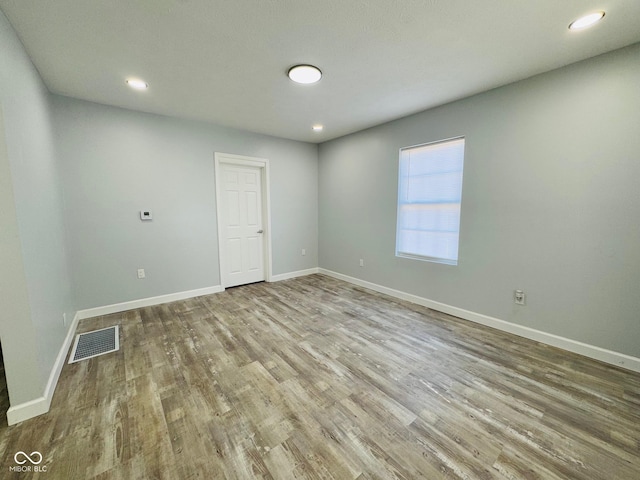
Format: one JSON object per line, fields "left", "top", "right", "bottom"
{"left": 514, "top": 289, "right": 525, "bottom": 305}
{"left": 302, "top": 249, "right": 306, "bottom": 256}
{"left": 359, "top": 258, "right": 364, "bottom": 267}
{"left": 137, "top": 268, "right": 146, "bottom": 279}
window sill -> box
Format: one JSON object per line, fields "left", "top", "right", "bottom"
{"left": 396, "top": 252, "right": 458, "bottom": 266}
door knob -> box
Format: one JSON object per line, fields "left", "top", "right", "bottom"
{"left": 257, "top": 229, "right": 264, "bottom": 234}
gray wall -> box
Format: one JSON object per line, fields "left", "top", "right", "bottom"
{"left": 52, "top": 96, "right": 318, "bottom": 310}
{"left": 0, "top": 11, "right": 75, "bottom": 405}
{"left": 319, "top": 43, "right": 640, "bottom": 358}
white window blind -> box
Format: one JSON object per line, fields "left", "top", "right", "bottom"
{"left": 396, "top": 137, "right": 465, "bottom": 265}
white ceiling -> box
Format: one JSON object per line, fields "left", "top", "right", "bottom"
{"left": 2, "top": 1, "right": 639, "bottom": 143}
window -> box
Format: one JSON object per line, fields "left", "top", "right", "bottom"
{"left": 396, "top": 137, "right": 465, "bottom": 265}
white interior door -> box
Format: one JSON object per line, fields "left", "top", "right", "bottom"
{"left": 220, "top": 163, "right": 265, "bottom": 287}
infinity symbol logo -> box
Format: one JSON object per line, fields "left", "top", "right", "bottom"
{"left": 14, "top": 451, "right": 43, "bottom": 465}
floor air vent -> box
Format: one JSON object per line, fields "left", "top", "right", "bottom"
{"left": 69, "top": 326, "right": 119, "bottom": 363}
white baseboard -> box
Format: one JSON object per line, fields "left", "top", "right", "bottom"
{"left": 269, "top": 267, "right": 319, "bottom": 283}
{"left": 5, "top": 272, "right": 320, "bottom": 425}
{"left": 78, "top": 270, "right": 323, "bottom": 320}
{"left": 77, "top": 285, "right": 224, "bottom": 320}
{"left": 318, "top": 269, "right": 640, "bottom": 373}
{"left": 6, "top": 396, "right": 48, "bottom": 426}
{"left": 7, "top": 311, "right": 81, "bottom": 425}
{"left": 17, "top": 265, "right": 635, "bottom": 424}
{"left": 7, "top": 285, "right": 224, "bottom": 425}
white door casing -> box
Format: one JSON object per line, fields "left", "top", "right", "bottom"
{"left": 215, "top": 153, "right": 272, "bottom": 288}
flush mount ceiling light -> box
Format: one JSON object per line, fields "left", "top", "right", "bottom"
{"left": 569, "top": 11, "right": 605, "bottom": 30}
{"left": 312, "top": 125, "right": 324, "bottom": 132}
{"left": 288, "top": 65, "right": 322, "bottom": 84}
{"left": 126, "top": 78, "right": 149, "bottom": 90}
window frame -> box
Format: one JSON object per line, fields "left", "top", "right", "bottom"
{"left": 395, "top": 136, "right": 465, "bottom": 266}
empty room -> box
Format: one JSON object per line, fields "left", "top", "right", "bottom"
{"left": 1, "top": 1, "right": 639, "bottom": 478}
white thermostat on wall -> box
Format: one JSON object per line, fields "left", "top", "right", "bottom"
{"left": 140, "top": 210, "right": 153, "bottom": 221}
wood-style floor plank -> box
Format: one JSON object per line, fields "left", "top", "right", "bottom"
{"left": 0, "top": 274, "right": 638, "bottom": 479}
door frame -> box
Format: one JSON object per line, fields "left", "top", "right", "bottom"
{"left": 214, "top": 152, "right": 273, "bottom": 288}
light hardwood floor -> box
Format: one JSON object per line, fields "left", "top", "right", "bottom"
{"left": 1, "top": 274, "right": 639, "bottom": 479}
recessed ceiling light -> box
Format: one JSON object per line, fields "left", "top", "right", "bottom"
{"left": 126, "top": 78, "right": 149, "bottom": 90}
{"left": 569, "top": 11, "right": 605, "bottom": 30}
{"left": 288, "top": 65, "right": 322, "bottom": 84}
{"left": 312, "top": 125, "right": 324, "bottom": 132}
